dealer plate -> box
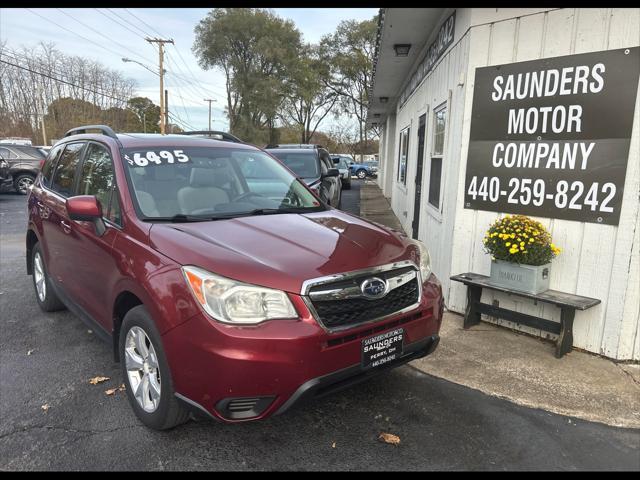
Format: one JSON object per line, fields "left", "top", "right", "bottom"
{"left": 361, "top": 328, "right": 404, "bottom": 369}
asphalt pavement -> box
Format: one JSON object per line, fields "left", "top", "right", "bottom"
{"left": 1, "top": 185, "right": 638, "bottom": 471}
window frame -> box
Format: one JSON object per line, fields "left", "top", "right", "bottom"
{"left": 397, "top": 126, "right": 410, "bottom": 187}
{"left": 48, "top": 141, "right": 87, "bottom": 199}
{"left": 427, "top": 103, "right": 447, "bottom": 212}
{"left": 40, "top": 143, "right": 65, "bottom": 188}
{"left": 77, "top": 141, "right": 123, "bottom": 228}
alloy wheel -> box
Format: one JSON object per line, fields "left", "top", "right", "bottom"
{"left": 125, "top": 326, "right": 162, "bottom": 413}
{"left": 33, "top": 252, "right": 46, "bottom": 302}
{"left": 17, "top": 176, "right": 34, "bottom": 194}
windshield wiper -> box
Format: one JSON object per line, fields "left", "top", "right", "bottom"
{"left": 207, "top": 207, "right": 321, "bottom": 220}
{"left": 144, "top": 214, "right": 211, "bottom": 223}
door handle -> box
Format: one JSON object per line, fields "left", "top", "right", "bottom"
{"left": 60, "top": 220, "right": 72, "bottom": 234}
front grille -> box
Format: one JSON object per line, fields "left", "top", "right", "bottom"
{"left": 309, "top": 276, "right": 419, "bottom": 329}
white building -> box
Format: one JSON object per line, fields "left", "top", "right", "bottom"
{"left": 367, "top": 8, "right": 640, "bottom": 360}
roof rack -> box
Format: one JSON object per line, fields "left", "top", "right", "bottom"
{"left": 264, "top": 144, "right": 324, "bottom": 149}
{"left": 179, "top": 130, "right": 244, "bottom": 144}
{"left": 64, "top": 125, "right": 119, "bottom": 141}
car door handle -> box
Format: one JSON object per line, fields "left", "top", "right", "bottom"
{"left": 60, "top": 220, "right": 72, "bottom": 234}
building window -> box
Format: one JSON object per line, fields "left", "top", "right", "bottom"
{"left": 428, "top": 105, "right": 446, "bottom": 209}
{"left": 397, "top": 127, "right": 410, "bottom": 186}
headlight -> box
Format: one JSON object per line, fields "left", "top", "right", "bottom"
{"left": 182, "top": 266, "right": 297, "bottom": 325}
{"left": 411, "top": 240, "right": 432, "bottom": 282}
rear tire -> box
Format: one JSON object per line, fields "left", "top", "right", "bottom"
{"left": 119, "top": 305, "right": 190, "bottom": 430}
{"left": 356, "top": 169, "right": 367, "bottom": 179}
{"left": 32, "top": 243, "right": 66, "bottom": 312}
{"left": 14, "top": 174, "right": 35, "bottom": 195}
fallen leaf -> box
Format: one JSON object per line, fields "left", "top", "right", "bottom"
{"left": 332, "top": 442, "right": 336, "bottom": 448}
{"left": 27, "top": 349, "right": 34, "bottom": 355}
{"left": 118, "top": 384, "right": 126, "bottom": 391}
{"left": 105, "top": 388, "right": 117, "bottom": 396}
{"left": 89, "top": 376, "right": 110, "bottom": 385}
{"left": 87, "top": 330, "right": 93, "bottom": 334}
{"left": 41, "top": 404, "right": 50, "bottom": 412}
{"left": 378, "top": 432, "right": 400, "bottom": 446}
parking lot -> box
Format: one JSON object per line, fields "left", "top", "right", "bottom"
{"left": 1, "top": 185, "right": 638, "bottom": 471}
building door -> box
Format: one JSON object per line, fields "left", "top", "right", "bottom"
{"left": 412, "top": 114, "right": 426, "bottom": 239}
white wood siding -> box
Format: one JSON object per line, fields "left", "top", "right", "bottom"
{"left": 447, "top": 8, "right": 640, "bottom": 360}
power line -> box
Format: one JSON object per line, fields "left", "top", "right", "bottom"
{"left": 55, "top": 9, "right": 152, "bottom": 66}
{"left": 24, "top": 8, "right": 150, "bottom": 67}
{"left": 93, "top": 8, "right": 148, "bottom": 41}
{"left": 123, "top": 8, "right": 164, "bottom": 38}
{"left": 107, "top": 8, "right": 157, "bottom": 40}
{"left": 0, "top": 56, "right": 131, "bottom": 103}
{"left": 0, "top": 50, "right": 134, "bottom": 101}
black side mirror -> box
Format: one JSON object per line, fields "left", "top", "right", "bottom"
{"left": 332, "top": 158, "right": 340, "bottom": 164}
{"left": 324, "top": 168, "right": 340, "bottom": 178}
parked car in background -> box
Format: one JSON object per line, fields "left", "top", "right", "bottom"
{"left": 350, "top": 160, "right": 377, "bottom": 180}
{"left": 26, "top": 125, "right": 443, "bottom": 429}
{"left": 332, "top": 155, "right": 352, "bottom": 190}
{"left": 0, "top": 144, "right": 46, "bottom": 194}
{"left": 34, "top": 146, "right": 52, "bottom": 157}
{"left": 0, "top": 157, "right": 10, "bottom": 186}
{"left": 265, "top": 144, "right": 342, "bottom": 207}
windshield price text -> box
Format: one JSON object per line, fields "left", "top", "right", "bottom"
{"left": 466, "top": 176, "right": 616, "bottom": 213}
{"left": 125, "top": 150, "right": 190, "bottom": 167}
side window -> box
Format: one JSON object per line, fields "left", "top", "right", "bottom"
{"left": 79, "top": 143, "right": 120, "bottom": 224}
{"left": 51, "top": 143, "right": 85, "bottom": 197}
{"left": 0, "top": 147, "right": 17, "bottom": 159}
{"left": 398, "top": 127, "right": 410, "bottom": 186}
{"left": 428, "top": 104, "right": 447, "bottom": 209}
{"left": 41, "top": 144, "right": 64, "bottom": 188}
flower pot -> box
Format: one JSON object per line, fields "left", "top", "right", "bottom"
{"left": 489, "top": 259, "right": 551, "bottom": 294}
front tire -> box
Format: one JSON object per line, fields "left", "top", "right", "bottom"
{"left": 357, "top": 169, "right": 367, "bottom": 179}
{"left": 119, "top": 305, "right": 189, "bottom": 430}
{"left": 14, "top": 174, "right": 35, "bottom": 195}
{"left": 32, "top": 243, "right": 65, "bottom": 312}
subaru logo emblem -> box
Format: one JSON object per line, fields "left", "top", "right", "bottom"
{"left": 360, "top": 277, "right": 388, "bottom": 300}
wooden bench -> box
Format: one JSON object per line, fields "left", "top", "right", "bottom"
{"left": 450, "top": 273, "right": 601, "bottom": 358}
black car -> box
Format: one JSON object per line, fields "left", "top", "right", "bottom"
{"left": 0, "top": 144, "right": 46, "bottom": 194}
{"left": 265, "top": 144, "right": 342, "bottom": 207}
{"left": 0, "top": 157, "right": 9, "bottom": 185}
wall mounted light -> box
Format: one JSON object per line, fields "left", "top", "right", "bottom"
{"left": 374, "top": 113, "right": 381, "bottom": 118}
{"left": 393, "top": 44, "right": 411, "bottom": 57}
{"left": 379, "top": 97, "right": 389, "bottom": 104}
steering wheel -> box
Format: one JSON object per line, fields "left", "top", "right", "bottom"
{"left": 232, "top": 191, "right": 265, "bottom": 202}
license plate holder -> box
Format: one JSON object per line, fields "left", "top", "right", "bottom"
{"left": 361, "top": 328, "right": 404, "bottom": 369}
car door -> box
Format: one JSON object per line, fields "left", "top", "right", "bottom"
{"left": 40, "top": 142, "right": 86, "bottom": 287}
{"left": 65, "top": 141, "right": 123, "bottom": 330}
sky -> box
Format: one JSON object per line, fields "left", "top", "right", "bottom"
{"left": 0, "top": 8, "right": 378, "bottom": 132}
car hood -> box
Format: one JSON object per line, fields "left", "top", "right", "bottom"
{"left": 149, "top": 209, "right": 416, "bottom": 294}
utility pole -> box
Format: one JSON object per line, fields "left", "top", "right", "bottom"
{"left": 204, "top": 98, "right": 216, "bottom": 131}
{"left": 165, "top": 89, "right": 169, "bottom": 133}
{"left": 145, "top": 37, "right": 174, "bottom": 134}
{"left": 142, "top": 112, "right": 146, "bottom": 133}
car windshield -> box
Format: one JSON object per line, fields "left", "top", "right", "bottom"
{"left": 122, "top": 146, "right": 323, "bottom": 220}
{"left": 267, "top": 151, "right": 319, "bottom": 179}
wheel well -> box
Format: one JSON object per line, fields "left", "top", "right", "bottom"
{"left": 112, "top": 292, "right": 143, "bottom": 362}
{"left": 12, "top": 170, "right": 36, "bottom": 179}
{"left": 26, "top": 230, "right": 38, "bottom": 275}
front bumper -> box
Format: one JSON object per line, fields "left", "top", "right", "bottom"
{"left": 162, "top": 274, "right": 444, "bottom": 423}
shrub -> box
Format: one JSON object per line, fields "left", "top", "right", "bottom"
{"left": 483, "top": 214, "right": 560, "bottom": 266}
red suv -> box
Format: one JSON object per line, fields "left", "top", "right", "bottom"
{"left": 27, "top": 125, "right": 443, "bottom": 430}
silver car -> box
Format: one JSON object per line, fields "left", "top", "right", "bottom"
{"left": 332, "top": 155, "right": 352, "bottom": 190}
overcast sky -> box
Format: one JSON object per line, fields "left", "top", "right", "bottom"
{"left": 0, "top": 8, "right": 378, "bottom": 132}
